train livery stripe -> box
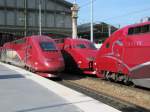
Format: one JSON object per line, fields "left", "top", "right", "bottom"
{"left": 102, "top": 55, "right": 130, "bottom": 71}
{"left": 103, "top": 55, "right": 150, "bottom": 74}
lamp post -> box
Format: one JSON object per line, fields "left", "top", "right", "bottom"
{"left": 108, "top": 24, "right": 111, "bottom": 37}
{"left": 90, "top": 0, "right": 93, "bottom": 42}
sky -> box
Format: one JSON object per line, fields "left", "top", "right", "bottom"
{"left": 66, "top": 0, "right": 150, "bottom": 28}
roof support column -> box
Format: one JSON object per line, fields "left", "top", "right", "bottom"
{"left": 71, "top": 2, "right": 79, "bottom": 39}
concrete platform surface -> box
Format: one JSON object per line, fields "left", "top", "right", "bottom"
{"left": 0, "top": 62, "right": 121, "bottom": 112}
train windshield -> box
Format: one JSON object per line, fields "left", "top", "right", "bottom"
{"left": 75, "top": 44, "right": 86, "bottom": 49}
{"left": 86, "top": 43, "right": 97, "bottom": 50}
{"left": 40, "top": 42, "right": 57, "bottom": 51}
{"left": 74, "top": 43, "right": 97, "bottom": 50}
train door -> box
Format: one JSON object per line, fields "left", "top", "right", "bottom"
{"left": 24, "top": 39, "right": 32, "bottom": 66}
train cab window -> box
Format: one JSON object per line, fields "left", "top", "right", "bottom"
{"left": 40, "top": 42, "right": 57, "bottom": 51}
{"left": 87, "top": 43, "right": 97, "bottom": 50}
{"left": 54, "top": 39, "right": 64, "bottom": 44}
{"left": 14, "top": 39, "right": 26, "bottom": 44}
{"left": 74, "top": 44, "right": 86, "bottom": 49}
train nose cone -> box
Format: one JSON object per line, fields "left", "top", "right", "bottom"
{"left": 45, "top": 62, "right": 50, "bottom": 67}
{"left": 43, "top": 58, "right": 64, "bottom": 71}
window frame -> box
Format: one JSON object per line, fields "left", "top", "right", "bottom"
{"left": 128, "top": 24, "right": 150, "bottom": 36}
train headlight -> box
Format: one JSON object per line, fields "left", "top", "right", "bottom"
{"left": 45, "top": 62, "right": 49, "bottom": 66}
{"left": 86, "top": 57, "right": 95, "bottom": 61}
{"left": 44, "top": 59, "right": 51, "bottom": 66}
{"left": 78, "top": 61, "right": 82, "bottom": 64}
{"left": 35, "top": 62, "right": 38, "bottom": 65}
{"left": 78, "top": 61, "right": 82, "bottom": 67}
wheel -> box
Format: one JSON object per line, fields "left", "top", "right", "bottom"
{"left": 111, "top": 73, "right": 118, "bottom": 82}
{"left": 29, "top": 67, "right": 35, "bottom": 73}
{"left": 123, "top": 76, "right": 132, "bottom": 86}
{"left": 104, "top": 71, "right": 111, "bottom": 80}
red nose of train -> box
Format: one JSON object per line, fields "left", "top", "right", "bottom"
{"left": 43, "top": 51, "right": 65, "bottom": 72}
{"left": 33, "top": 50, "right": 65, "bottom": 73}
{"left": 43, "top": 56, "right": 65, "bottom": 72}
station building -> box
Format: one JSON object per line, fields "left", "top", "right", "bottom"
{"left": 0, "top": 0, "right": 72, "bottom": 37}
{"left": 78, "top": 22, "right": 118, "bottom": 43}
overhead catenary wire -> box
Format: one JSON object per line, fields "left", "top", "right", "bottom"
{"left": 102, "top": 7, "right": 150, "bottom": 21}
{"left": 79, "top": 0, "right": 97, "bottom": 9}
{"left": 90, "top": 0, "right": 94, "bottom": 42}
{"left": 78, "top": 7, "right": 150, "bottom": 25}
{"left": 77, "top": 0, "right": 150, "bottom": 21}
{"left": 76, "top": 1, "right": 150, "bottom": 32}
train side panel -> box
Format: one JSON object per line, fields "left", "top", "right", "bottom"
{"left": 95, "top": 29, "right": 130, "bottom": 77}
{"left": 25, "top": 36, "right": 65, "bottom": 74}
{"left": 95, "top": 22, "right": 150, "bottom": 88}
{"left": 0, "top": 35, "right": 65, "bottom": 77}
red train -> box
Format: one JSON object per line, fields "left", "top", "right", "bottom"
{"left": 95, "top": 21, "right": 150, "bottom": 88}
{"left": 0, "top": 35, "right": 65, "bottom": 77}
{"left": 55, "top": 38, "right": 98, "bottom": 75}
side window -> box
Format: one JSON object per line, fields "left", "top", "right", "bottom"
{"left": 128, "top": 24, "right": 150, "bottom": 35}
{"left": 141, "top": 25, "right": 150, "bottom": 33}
{"left": 14, "top": 39, "right": 26, "bottom": 44}
{"left": 128, "top": 28, "right": 134, "bottom": 35}
{"left": 75, "top": 44, "right": 86, "bottom": 49}
{"left": 55, "top": 39, "right": 64, "bottom": 44}
{"left": 134, "top": 26, "right": 141, "bottom": 34}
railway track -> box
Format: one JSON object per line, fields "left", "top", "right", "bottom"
{"left": 2, "top": 61, "right": 149, "bottom": 111}
{"left": 54, "top": 72, "right": 150, "bottom": 112}
{"left": 85, "top": 76, "right": 150, "bottom": 93}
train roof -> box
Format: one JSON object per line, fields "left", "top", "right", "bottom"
{"left": 9, "top": 35, "right": 54, "bottom": 44}
{"left": 54, "top": 37, "right": 93, "bottom": 43}
{"left": 126, "top": 21, "right": 150, "bottom": 28}
{"left": 118, "top": 21, "right": 150, "bottom": 32}
{"left": 25, "top": 35, "right": 53, "bottom": 41}
{"left": 111, "top": 21, "right": 150, "bottom": 36}
{"left": 65, "top": 37, "right": 92, "bottom": 42}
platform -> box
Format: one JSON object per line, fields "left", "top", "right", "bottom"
{"left": 0, "top": 62, "right": 121, "bottom": 112}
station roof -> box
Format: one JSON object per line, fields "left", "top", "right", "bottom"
{"left": 56, "top": 0, "right": 73, "bottom": 7}
{"left": 78, "top": 22, "right": 118, "bottom": 33}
